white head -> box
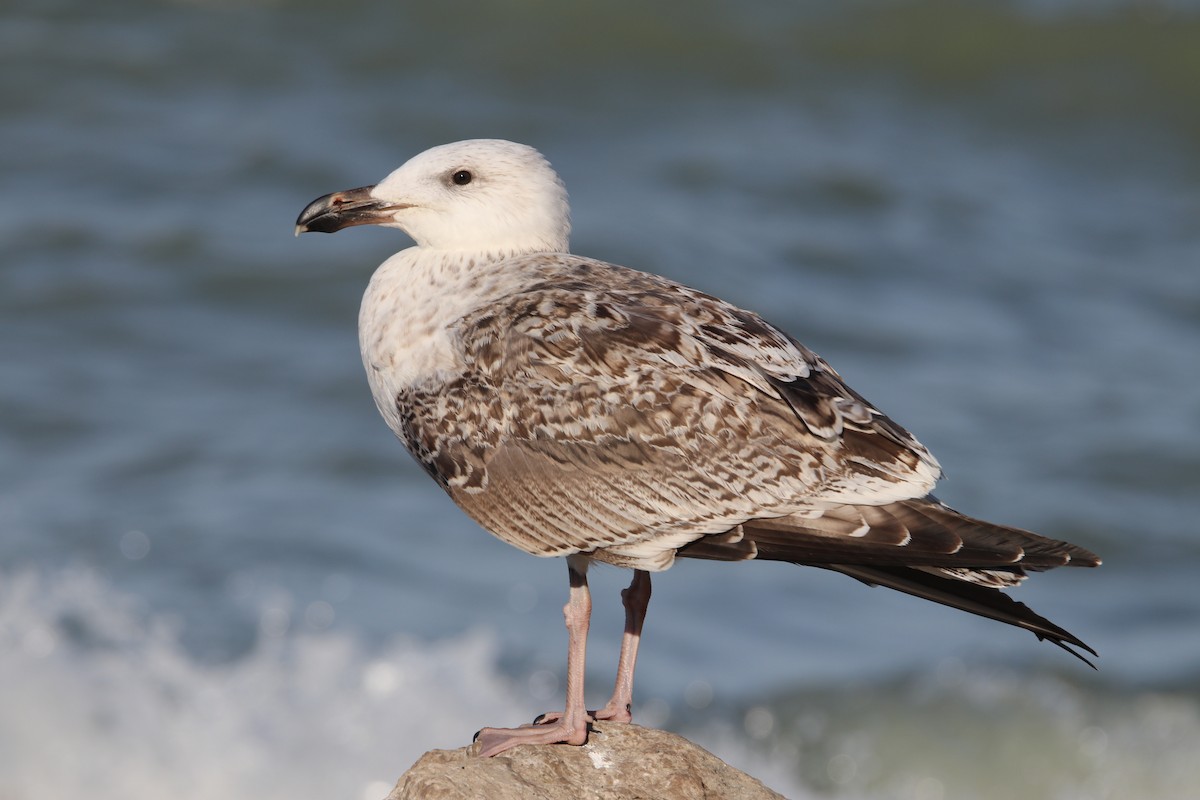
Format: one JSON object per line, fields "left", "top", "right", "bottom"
{"left": 296, "top": 139, "right": 571, "bottom": 255}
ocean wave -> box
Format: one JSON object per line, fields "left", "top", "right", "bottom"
{"left": 0, "top": 567, "right": 816, "bottom": 799}
{"left": 0, "top": 567, "right": 524, "bottom": 800}
{"left": 3, "top": 567, "right": 1197, "bottom": 799}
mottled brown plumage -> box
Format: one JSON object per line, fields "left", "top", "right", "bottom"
{"left": 296, "top": 139, "right": 1101, "bottom": 758}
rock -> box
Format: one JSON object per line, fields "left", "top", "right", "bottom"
{"left": 386, "top": 722, "right": 785, "bottom": 800}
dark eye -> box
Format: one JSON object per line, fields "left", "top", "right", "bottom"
{"left": 451, "top": 170, "right": 472, "bottom": 186}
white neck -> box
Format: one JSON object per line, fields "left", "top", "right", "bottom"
{"left": 357, "top": 247, "right": 519, "bottom": 431}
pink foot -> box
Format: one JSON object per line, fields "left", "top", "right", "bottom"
{"left": 474, "top": 718, "right": 590, "bottom": 758}
{"left": 594, "top": 701, "right": 633, "bottom": 723}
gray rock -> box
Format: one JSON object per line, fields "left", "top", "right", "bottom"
{"left": 386, "top": 722, "right": 786, "bottom": 800}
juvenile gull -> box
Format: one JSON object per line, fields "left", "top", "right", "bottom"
{"left": 295, "top": 139, "right": 1101, "bottom": 757}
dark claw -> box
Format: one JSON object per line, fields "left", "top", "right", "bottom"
{"left": 472, "top": 729, "right": 482, "bottom": 742}
{"left": 531, "top": 713, "right": 548, "bottom": 725}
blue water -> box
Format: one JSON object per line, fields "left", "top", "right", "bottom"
{"left": 3, "top": 1, "right": 1199, "bottom": 797}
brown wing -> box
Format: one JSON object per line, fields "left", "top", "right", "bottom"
{"left": 396, "top": 258, "right": 941, "bottom": 568}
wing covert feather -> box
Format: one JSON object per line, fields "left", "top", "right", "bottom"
{"left": 397, "top": 259, "right": 941, "bottom": 566}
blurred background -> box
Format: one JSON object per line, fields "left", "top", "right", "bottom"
{"left": 2, "top": 1, "right": 1198, "bottom": 797}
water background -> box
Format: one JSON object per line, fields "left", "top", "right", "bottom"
{"left": 2, "top": 1, "right": 1199, "bottom": 797}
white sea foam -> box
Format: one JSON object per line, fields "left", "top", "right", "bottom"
{"left": 0, "top": 567, "right": 815, "bottom": 799}
{"left": 0, "top": 568, "right": 524, "bottom": 800}
{"left": 3, "top": 567, "right": 1196, "bottom": 800}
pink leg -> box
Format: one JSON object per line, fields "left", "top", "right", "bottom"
{"left": 475, "top": 555, "right": 593, "bottom": 757}
{"left": 595, "top": 570, "right": 651, "bottom": 722}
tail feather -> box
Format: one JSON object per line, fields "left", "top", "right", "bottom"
{"left": 676, "top": 496, "right": 1100, "bottom": 664}
{"left": 731, "top": 498, "right": 1100, "bottom": 571}
{"left": 821, "top": 563, "right": 1097, "bottom": 667}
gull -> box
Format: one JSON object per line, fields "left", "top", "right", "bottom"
{"left": 295, "top": 139, "right": 1100, "bottom": 757}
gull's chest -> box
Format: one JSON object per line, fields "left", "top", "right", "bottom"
{"left": 360, "top": 287, "right": 458, "bottom": 424}
{"left": 356, "top": 251, "right": 518, "bottom": 437}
